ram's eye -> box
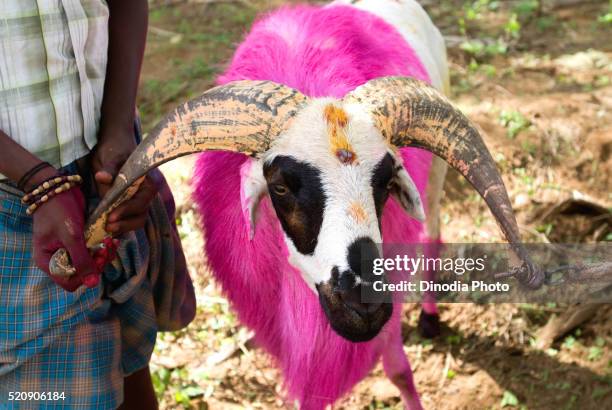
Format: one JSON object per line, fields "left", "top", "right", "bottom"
{"left": 272, "top": 184, "right": 289, "bottom": 196}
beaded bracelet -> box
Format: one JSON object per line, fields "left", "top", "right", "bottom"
{"left": 22, "top": 175, "right": 83, "bottom": 216}
{"left": 21, "top": 175, "right": 82, "bottom": 204}
{"left": 25, "top": 180, "right": 80, "bottom": 215}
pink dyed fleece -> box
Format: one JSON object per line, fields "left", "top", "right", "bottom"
{"left": 193, "top": 4, "right": 433, "bottom": 408}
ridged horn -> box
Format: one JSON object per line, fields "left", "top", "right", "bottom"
{"left": 85, "top": 80, "right": 307, "bottom": 245}
{"left": 344, "top": 76, "right": 543, "bottom": 288}
{"left": 50, "top": 80, "right": 307, "bottom": 276}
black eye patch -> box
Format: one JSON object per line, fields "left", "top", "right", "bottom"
{"left": 371, "top": 153, "right": 395, "bottom": 220}
{"left": 263, "top": 156, "right": 327, "bottom": 255}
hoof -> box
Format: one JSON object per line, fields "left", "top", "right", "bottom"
{"left": 418, "top": 310, "right": 440, "bottom": 339}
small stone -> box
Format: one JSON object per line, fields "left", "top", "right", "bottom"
{"left": 514, "top": 193, "right": 529, "bottom": 209}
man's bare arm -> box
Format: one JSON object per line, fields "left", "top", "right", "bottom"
{"left": 0, "top": 130, "right": 56, "bottom": 189}
{"left": 98, "top": 0, "right": 148, "bottom": 139}
{"left": 91, "top": 0, "right": 157, "bottom": 235}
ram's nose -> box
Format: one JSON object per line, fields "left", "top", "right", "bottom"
{"left": 347, "top": 237, "right": 380, "bottom": 279}
{"left": 334, "top": 237, "right": 384, "bottom": 316}
{"left": 337, "top": 283, "right": 382, "bottom": 316}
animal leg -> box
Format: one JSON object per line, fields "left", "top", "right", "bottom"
{"left": 382, "top": 326, "right": 423, "bottom": 410}
{"left": 419, "top": 156, "right": 447, "bottom": 338}
{"left": 419, "top": 238, "right": 441, "bottom": 338}
{"left": 299, "top": 397, "right": 327, "bottom": 410}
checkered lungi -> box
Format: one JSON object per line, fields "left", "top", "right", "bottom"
{"left": 0, "top": 164, "right": 196, "bottom": 409}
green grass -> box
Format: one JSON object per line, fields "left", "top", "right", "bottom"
{"left": 499, "top": 110, "right": 531, "bottom": 139}
{"left": 500, "top": 390, "right": 520, "bottom": 408}
{"left": 599, "top": 0, "right": 612, "bottom": 24}
{"left": 460, "top": 38, "right": 508, "bottom": 58}
{"left": 139, "top": 3, "right": 257, "bottom": 131}
{"left": 513, "top": 0, "right": 539, "bottom": 19}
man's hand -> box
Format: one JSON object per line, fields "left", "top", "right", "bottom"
{"left": 91, "top": 129, "right": 158, "bottom": 235}
{"left": 30, "top": 168, "right": 99, "bottom": 291}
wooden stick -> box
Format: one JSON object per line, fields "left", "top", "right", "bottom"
{"left": 535, "top": 304, "right": 600, "bottom": 349}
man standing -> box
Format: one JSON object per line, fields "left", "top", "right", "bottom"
{"left": 0, "top": 1, "right": 194, "bottom": 408}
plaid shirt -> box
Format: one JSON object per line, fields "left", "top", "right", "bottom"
{"left": 0, "top": 0, "right": 109, "bottom": 179}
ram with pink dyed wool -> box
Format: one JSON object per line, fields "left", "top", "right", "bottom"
{"left": 38, "top": 1, "right": 549, "bottom": 407}
{"left": 57, "top": 0, "right": 532, "bottom": 408}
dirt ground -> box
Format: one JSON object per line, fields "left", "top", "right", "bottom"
{"left": 140, "top": 1, "right": 612, "bottom": 409}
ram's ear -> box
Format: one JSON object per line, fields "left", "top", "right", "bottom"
{"left": 389, "top": 152, "right": 426, "bottom": 222}
{"left": 240, "top": 158, "right": 268, "bottom": 239}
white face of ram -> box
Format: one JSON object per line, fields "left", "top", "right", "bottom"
{"left": 238, "top": 99, "right": 427, "bottom": 342}
{"left": 241, "top": 99, "right": 425, "bottom": 292}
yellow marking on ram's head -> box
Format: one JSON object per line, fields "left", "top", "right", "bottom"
{"left": 323, "top": 104, "right": 357, "bottom": 164}
{"left": 347, "top": 202, "right": 368, "bottom": 224}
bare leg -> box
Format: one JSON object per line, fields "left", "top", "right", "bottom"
{"left": 382, "top": 323, "right": 423, "bottom": 410}
{"left": 118, "top": 366, "right": 158, "bottom": 410}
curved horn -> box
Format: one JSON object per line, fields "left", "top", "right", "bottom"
{"left": 50, "top": 80, "right": 307, "bottom": 276}
{"left": 344, "top": 76, "right": 543, "bottom": 288}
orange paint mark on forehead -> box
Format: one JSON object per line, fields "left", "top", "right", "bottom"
{"left": 324, "top": 104, "right": 349, "bottom": 127}
{"left": 348, "top": 202, "right": 368, "bottom": 224}
{"left": 323, "top": 104, "right": 357, "bottom": 164}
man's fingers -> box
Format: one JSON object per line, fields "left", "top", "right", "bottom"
{"left": 94, "top": 170, "right": 114, "bottom": 183}
{"left": 107, "top": 215, "right": 148, "bottom": 235}
{"left": 107, "top": 179, "right": 156, "bottom": 223}
{"left": 107, "top": 194, "right": 151, "bottom": 222}
{"left": 64, "top": 235, "right": 99, "bottom": 287}
{"left": 95, "top": 170, "right": 115, "bottom": 198}
{"left": 94, "top": 156, "right": 127, "bottom": 197}
{"left": 96, "top": 156, "right": 125, "bottom": 178}
{"left": 94, "top": 168, "right": 114, "bottom": 181}
{"left": 32, "top": 239, "right": 59, "bottom": 275}
{"left": 33, "top": 240, "right": 86, "bottom": 292}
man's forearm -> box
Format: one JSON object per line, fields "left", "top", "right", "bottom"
{"left": 99, "top": 0, "right": 148, "bottom": 138}
{"left": 0, "top": 130, "right": 56, "bottom": 187}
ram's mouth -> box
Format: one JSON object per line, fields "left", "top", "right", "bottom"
{"left": 316, "top": 281, "right": 393, "bottom": 342}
